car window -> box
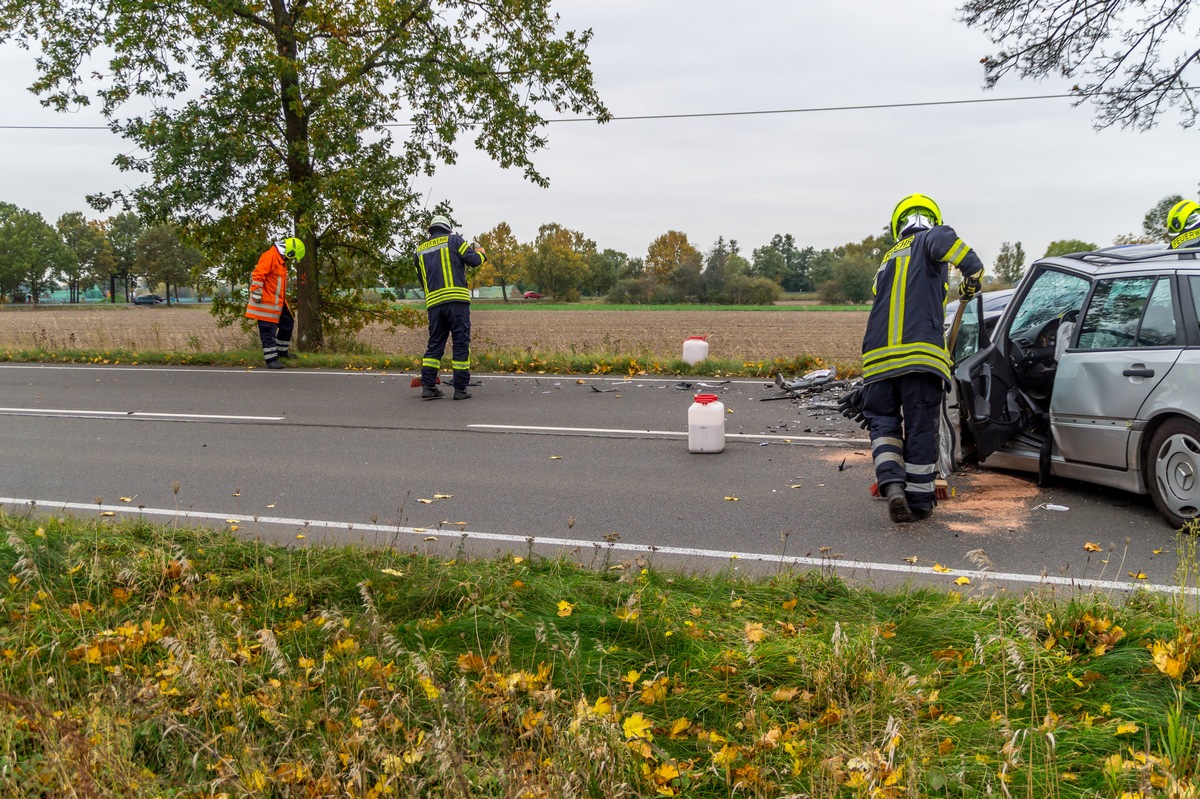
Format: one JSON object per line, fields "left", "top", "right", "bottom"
{"left": 1191, "top": 276, "right": 1200, "bottom": 337}
{"left": 1076, "top": 276, "right": 1175, "bottom": 349}
{"left": 1006, "top": 269, "right": 1090, "bottom": 340}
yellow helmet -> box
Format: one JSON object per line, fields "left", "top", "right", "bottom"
{"left": 283, "top": 237, "right": 305, "bottom": 261}
{"left": 891, "top": 193, "right": 942, "bottom": 240}
{"left": 1166, "top": 200, "right": 1200, "bottom": 238}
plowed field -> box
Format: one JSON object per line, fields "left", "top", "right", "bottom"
{"left": 0, "top": 305, "right": 869, "bottom": 362}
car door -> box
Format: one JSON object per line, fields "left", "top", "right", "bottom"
{"left": 1050, "top": 274, "right": 1181, "bottom": 470}
{"left": 954, "top": 266, "right": 1092, "bottom": 461}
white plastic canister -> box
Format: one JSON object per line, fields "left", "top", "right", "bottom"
{"left": 688, "top": 393, "right": 725, "bottom": 453}
{"left": 682, "top": 335, "right": 709, "bottom": 365}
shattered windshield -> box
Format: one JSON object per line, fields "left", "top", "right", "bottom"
{"left": 1006, "top": 268, "right": 1090, "bottom": 340}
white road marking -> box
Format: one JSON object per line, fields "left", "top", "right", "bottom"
{"left": 0, "top": 407, "right": 283, "bottom": 421}
{"left": 1, "top": 496, "right": 1188, "bottom": 596}
{"left": 469, "top": 423, "right": 862, "bottom": 445}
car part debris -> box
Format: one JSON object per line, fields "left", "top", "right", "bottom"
{"left": 775, "top": 368, "right": 834, "bottom": 392}
{"left": 590, "top": 385, "right": 618, "bottom": 393}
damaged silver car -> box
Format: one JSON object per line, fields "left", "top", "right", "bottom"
{"left": 945, "top": 244, "right": 1200, "bottom": 529}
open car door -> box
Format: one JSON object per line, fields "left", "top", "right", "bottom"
{"left": 950, "top": 294, "right": 1026, "bottom": 461}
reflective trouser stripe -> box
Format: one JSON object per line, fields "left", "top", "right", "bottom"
{"left": 422, "top": 358, "right": 441, "bottom": 369}
{"left": 451, "top": 359, "right": 470, "bottom": 370}
{"left": 906, "top": 461, "right": 937, "bottom": 497}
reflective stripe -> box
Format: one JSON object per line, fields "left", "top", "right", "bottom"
{"left": 862, "top": 352, "right": 951, "bottom": 382}
{"left": 451, "top": 359, "right": 470, "bottom": 370}
{"left": 888, "top": 255, "right": 909, "bottom": 346}
{"left": 906, "top": 482, "right": 935, "bottom": 495}
{"left": 1171, "top": 228, "right": 1200, "bottom": 249}
{"left": 906, "top": 462, "right": 936, "bottom": 475}
{"left": 943, "top": 239, "right": 970, "bottom": 266}
{"left": 422, "top": 358, "right": 442, "bottom": 369}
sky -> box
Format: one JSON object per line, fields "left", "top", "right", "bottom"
{"left": 1, "top": 1, "right": 1196, "bottom": 270}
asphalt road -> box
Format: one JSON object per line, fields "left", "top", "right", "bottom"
{"left": 0, "top": 363, "right": 1187, "bottom": 595}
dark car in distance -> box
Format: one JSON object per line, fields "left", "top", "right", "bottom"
{"left": 132, "top": 294, "right": 164, "bottom": 305}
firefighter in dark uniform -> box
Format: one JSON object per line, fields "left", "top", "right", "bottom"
{"left": 1167, "top": 200, "right": 1200, "bottom": 249}
{"left": 857, "top": 194, "right": 984, "bottom": 524}
{"left": 415, "top": 214, "right": 485, "bottom": 400}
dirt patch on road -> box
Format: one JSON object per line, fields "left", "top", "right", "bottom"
{"left": 938, "top": 470, "right": 1042, "bottom": 536}
{"left": 0, "top": 306, "right": 869, "bottom": 362}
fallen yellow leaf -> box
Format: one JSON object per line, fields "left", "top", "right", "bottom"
{"left": 954, "top": 576, "right": 971, "bottom": 586}
{"left": 724, "top": 496, "right": 740, "bottom": 501}
{"left": 100, "top": 511, "right": 115, "bottom": 517}
{"left": 1084, "top": 542, "right": 1103, "bottom": 552}
{"left": 904, "top": 556, "right": 919, "bottom": 564}
{"left": 550, "top": 456, "right": 562, "bottom": 460}
{"left": 118, "top": 496, "right": 132, "bottom": 502}
{"left": 932, "top": 564, "right": 952, "bottom": 573}
{"left": 1116, "top": 721, "right": 1140, "bottom": 735}
{"left": 1128, "top": 571, "right": 1147, "bottom": 580}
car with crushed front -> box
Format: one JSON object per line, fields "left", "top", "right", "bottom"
{"left": 944, "top": 244, "right": 1200, "bottom": 529}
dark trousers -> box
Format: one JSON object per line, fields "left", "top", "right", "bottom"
{"left": 862, "top": 372, "right": 944, "bottom": 512}
{"left": 422, "top": 302, "right": 471, "bottom": 390}
{"left": 257, "top": 303, "right": 294, "bottom": 362}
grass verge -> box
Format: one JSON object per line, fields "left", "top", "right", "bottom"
{"left": 0, "top": 347, "right": 854, "bottom": 379}
{"left": 4, "top": 512, "right": 1200, "bottom": 797}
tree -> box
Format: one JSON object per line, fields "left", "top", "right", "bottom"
{"left": 993, "top": 241, "right": 1026, "bottom": 286}
{"left": 958, "top": 1, "right": 1200, "bottom": 130}
{"left": 2, "top": 1, "right": 608, "bottom": 348}
{"left": 136, "top": 224, "right": 202, "bottom": 304}
{"left": 751, "top": 234, "right": 813, "bottom": 291}
{"left": 0, "top": 207, "right": 73, "bottom": 303}
{"left": 524, "top": 223, "right": 593, "bottom": 301}
{"left": 57, "top": 212, "right": 116, "bottom": 302}
{"left": 584, "top": 248, "right": 629, "bottom": 297}
{"left": 645, "top": 231, "right": 702, "bottom": 284}
{"left": 475, "top": 223, "right": 526, "bottom": 302}
{"left": 1044, "top": 239, "right": 1098, "bottom": 257}
{"left": 107, "top": 212, "right": 145, "bottom": 302}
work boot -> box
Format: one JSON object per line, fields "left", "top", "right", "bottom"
{"left": 422, "top": 385, "right": 445, "bottom": 400}
{"left": 453, "top": 387, "right": 472, "bottom": 401}
{"left": 883, "top": 483, "right": 916, "bottom": 524}
{"left": 911, "top": 506, "right": 934, "bottom": 521}
{"left": 265, "top": 359, "right": 285, "bottom": 370}
{"left": 277, "top": 351, "right": 296, "bottom": 362}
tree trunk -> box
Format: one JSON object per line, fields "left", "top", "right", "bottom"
{"left": 294, "top": 245, "right": 321, "bottom": 351}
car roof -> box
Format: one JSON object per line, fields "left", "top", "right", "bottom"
{"left": 1033, "top": 244, "right": 1200, "bottom": 279}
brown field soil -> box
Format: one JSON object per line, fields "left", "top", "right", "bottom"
{"left": 0, "top": 305, "right": 869, "bottom": 362}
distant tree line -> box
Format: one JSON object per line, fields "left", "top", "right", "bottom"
{"left": 0, "top": 203, "right": 205, "bottom": 304}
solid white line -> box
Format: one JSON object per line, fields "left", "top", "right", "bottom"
{"left": 1, "top": 496, "right": 1187, "bottom": 596}
{"left": 0, "top": 407, "right": 283, "bottom": 421}
{"left": 469, "top": 423, "right": 863, "bottom": 445}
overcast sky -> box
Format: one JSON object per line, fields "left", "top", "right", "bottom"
{"left": 1, "top": 1, "right": 1196, "bottom": 270}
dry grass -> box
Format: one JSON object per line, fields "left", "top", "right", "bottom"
{"left": 0, "top": 305, "right": 869, "bottom": 361}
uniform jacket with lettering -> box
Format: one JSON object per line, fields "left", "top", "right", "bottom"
{"left": 861, "top": 225, "right": 984, "bottom": 385}
{"left": 245, "top": 243, "right": 289, "bottom": 323}
{"left": 415, "top": 231, "right": 483, "bottom": 309}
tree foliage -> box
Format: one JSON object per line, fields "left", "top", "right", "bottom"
{"left": 0, "top": 0, "right": 608, "bottom": 347}
{"left": 136, "top": 224, "right": 203, "bottom": 304}
{"left": 0, "top": 206, "right": 74, "bottom": 302}
{"left": 57, "top": 212, "right": 116, "bottom": 302}
{"left": 524, "top": 223, "right": 593, "bottom": 301}
{"left": 475, "top": 222, "right": 526, "bottom": 302}
{"left": 1044, "top": 239, "right": 1099, "bottom": 257}
{"left": 958, "top": 0, "right": 1200, "bottom": 130}
{"left": 993, "top": 240, "right": 1026, "bottom": 286}
{"left": 644, "top": 231, "right": 702, "bottom": 283}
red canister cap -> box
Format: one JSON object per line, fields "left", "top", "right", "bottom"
{"left": 693, "top": 393, "right": 720, "bottom": 404}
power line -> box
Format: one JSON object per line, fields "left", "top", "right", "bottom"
{"left": 0, "top": 91, "right": 1081, "bottom": 131}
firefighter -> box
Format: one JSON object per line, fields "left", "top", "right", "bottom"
{"left": 855, "top": 194, "right": 984, "bottom": 524}
{"left": 246, "top": 237, "right": 304, "bottom": 369}
{"left": 1167, "top": 200, "right": 1200, "bottom": 249}
{"left": 415, "top": 214, "right": 485, "bottom": 400}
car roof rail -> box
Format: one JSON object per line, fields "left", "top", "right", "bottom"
{"left": 1064, "top": 245, "right": 1198, "bottom": 264}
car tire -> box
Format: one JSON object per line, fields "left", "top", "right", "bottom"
{"left": 1146, "top": 418, "right": 1200, "bottom": 530}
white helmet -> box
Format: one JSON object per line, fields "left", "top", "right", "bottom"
{"left": 429, "top": 215, "right": 452, "bottom": 233}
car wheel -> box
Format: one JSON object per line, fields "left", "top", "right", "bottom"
{"left": 1146, "top": 418, "right": 1200, "bottom": 530}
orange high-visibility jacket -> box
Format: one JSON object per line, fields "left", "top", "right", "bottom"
{"left": 245, "top": 245, "right": 288, "bottom": 323}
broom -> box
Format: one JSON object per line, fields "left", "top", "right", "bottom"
{"left": 410, "top": 375, "right": 442, "bottom": 387}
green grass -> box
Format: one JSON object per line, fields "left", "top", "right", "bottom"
{"left": 471, "top": 301, "right": 870, "bottom": 312}
{"left": 0, "top": 347, "right": 857, "bottom": 379}
{"left": 4, "top": 512, "right": 1200, "bottom": 797}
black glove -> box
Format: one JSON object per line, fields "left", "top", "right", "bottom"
{"left": 838, "top": 387, "right": 869, "bottom": 430}
{"left": 959, "top": 274, "right": 982, "bottom": 301}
